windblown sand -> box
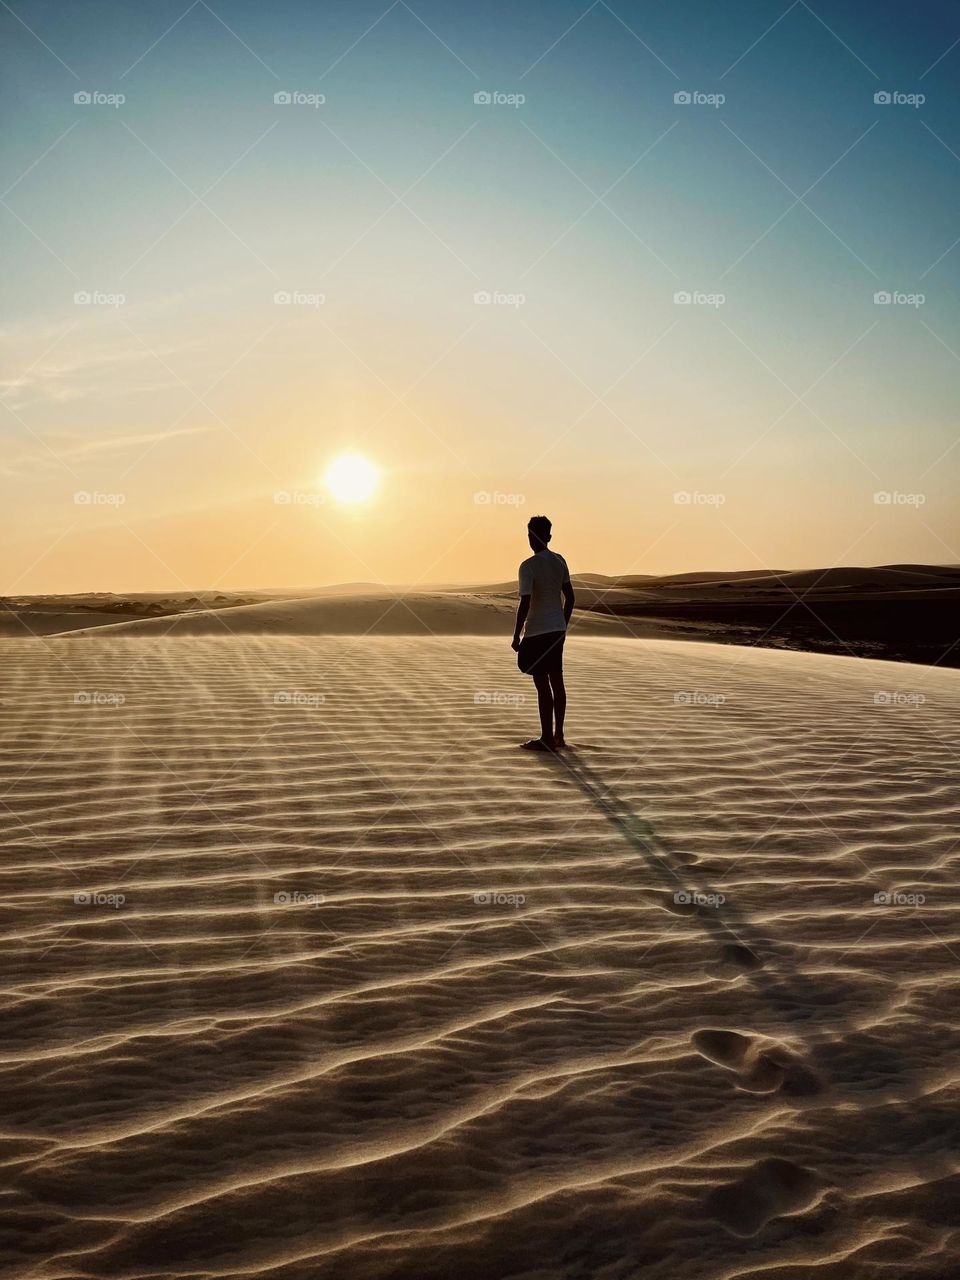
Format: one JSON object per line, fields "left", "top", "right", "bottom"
{"left": 2, "top": 634, "right": 959, "bottom": 1279}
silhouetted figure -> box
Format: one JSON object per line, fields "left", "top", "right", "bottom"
{"left": 512, "top": 515, "right": 575, "bottom": 751}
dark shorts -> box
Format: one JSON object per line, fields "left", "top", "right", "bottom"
{"left": 517, "top": 630, "right": 565, "bottom": 677}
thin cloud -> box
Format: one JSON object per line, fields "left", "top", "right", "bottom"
{"left": 0, "top": 423, "right": 215, "bottom": 477}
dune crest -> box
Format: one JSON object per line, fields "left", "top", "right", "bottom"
{"left": 54, "top": 591, "right": 631, "bottom": 638}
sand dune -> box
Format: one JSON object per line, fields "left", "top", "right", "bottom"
{"left": 14, "top": 566, "right": 959, "bottom": 667}
{"left": 2, "top": 633, "right": 959, "bottom": 1278}
{"left": 605, "top": 565, "right": 960, "bottom": 600}
{"left": 55, "top": 591, "right": 631, "bottom": 638}
{"left": 462, "top": 565, "right": 960, "bottom": 600}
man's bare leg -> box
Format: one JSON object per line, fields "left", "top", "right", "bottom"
{"left": 522, "top": 670, "right": 554, "bottom": 749}
{"left": 549, "top": 668, "right": 566, "bottom": 748}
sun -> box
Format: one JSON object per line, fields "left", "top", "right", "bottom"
{"left": 322, "top": 452, "right": 380, "bottom": 505}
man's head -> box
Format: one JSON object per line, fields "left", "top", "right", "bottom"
{"left": 527, "top": 514, "right": 552, "bottom": 552}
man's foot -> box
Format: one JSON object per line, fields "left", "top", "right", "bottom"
{"left": 554, "top": 736, "right": 567, "bottom": 750}
{"left": 521, "top": 738, "right": 554, "bottom": 752}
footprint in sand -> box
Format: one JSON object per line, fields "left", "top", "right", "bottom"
{"left": 649, "top": 887, "right": 765, "bottom": 972}
{"left": 692, "top": 1028, "right": 824, "bottom": 1097}
{"left": 661, "top": 891, "right": 697, "bottom": 916}
{"left": 705, "top": 1156, "right": 826, "bottom": 1236}
{"left": 720, "top": 941, "right": 764, "bottom": 973}
{"left": 672, "top": 850, "right": 701, "bottom": 867}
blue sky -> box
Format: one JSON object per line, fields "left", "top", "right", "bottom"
{"left": 2, "top": 0, "right": 959, "bottom": 589}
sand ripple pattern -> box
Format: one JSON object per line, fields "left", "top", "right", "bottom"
{"left": 1, "top": 635, "right": 959, "bottom": 1280}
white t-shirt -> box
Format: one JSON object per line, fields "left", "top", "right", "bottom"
{"left": 518, "top": 549, "right": 570, "bottom": 637}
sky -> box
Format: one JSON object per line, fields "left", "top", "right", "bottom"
{"left": 2, "top": 0, "right": 959, "bottom": 592}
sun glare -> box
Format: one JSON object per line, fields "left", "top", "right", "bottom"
{"left": 322, "top": 452, "right": 380, "bottom": 505}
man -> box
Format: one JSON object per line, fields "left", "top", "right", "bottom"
{"left": 512, "top": 515, "right": 575, "bottom": 751}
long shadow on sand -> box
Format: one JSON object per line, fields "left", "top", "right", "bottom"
{"left": 511, "top": 743, "right": 960, "bottom": 1247}
{"left": 542, "top": 747, "right": 915, "bottom": 1102}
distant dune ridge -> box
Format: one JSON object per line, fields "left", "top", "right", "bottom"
{"left": 49, "top": 591, "right": 631, "bottom": 638}
{"left": 1, "top": 631, "right": 958, "bottom": 1278}
{"left": 3, "top": 562, "right": 958, "bottom": 665}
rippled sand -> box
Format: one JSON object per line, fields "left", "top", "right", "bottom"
{"left": 2, "top": 635, "right": 959, "bottom": 1279}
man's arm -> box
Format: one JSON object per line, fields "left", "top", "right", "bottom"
{"left": 512, "top": 595, "right": 530, "bottom": 650}
{"left": 562, "top": 581, "right": 575, "bottom": 626}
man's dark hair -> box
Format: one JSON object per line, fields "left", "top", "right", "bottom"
{"left": 528, "top": 515, "right": 552, "bottom": 545}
